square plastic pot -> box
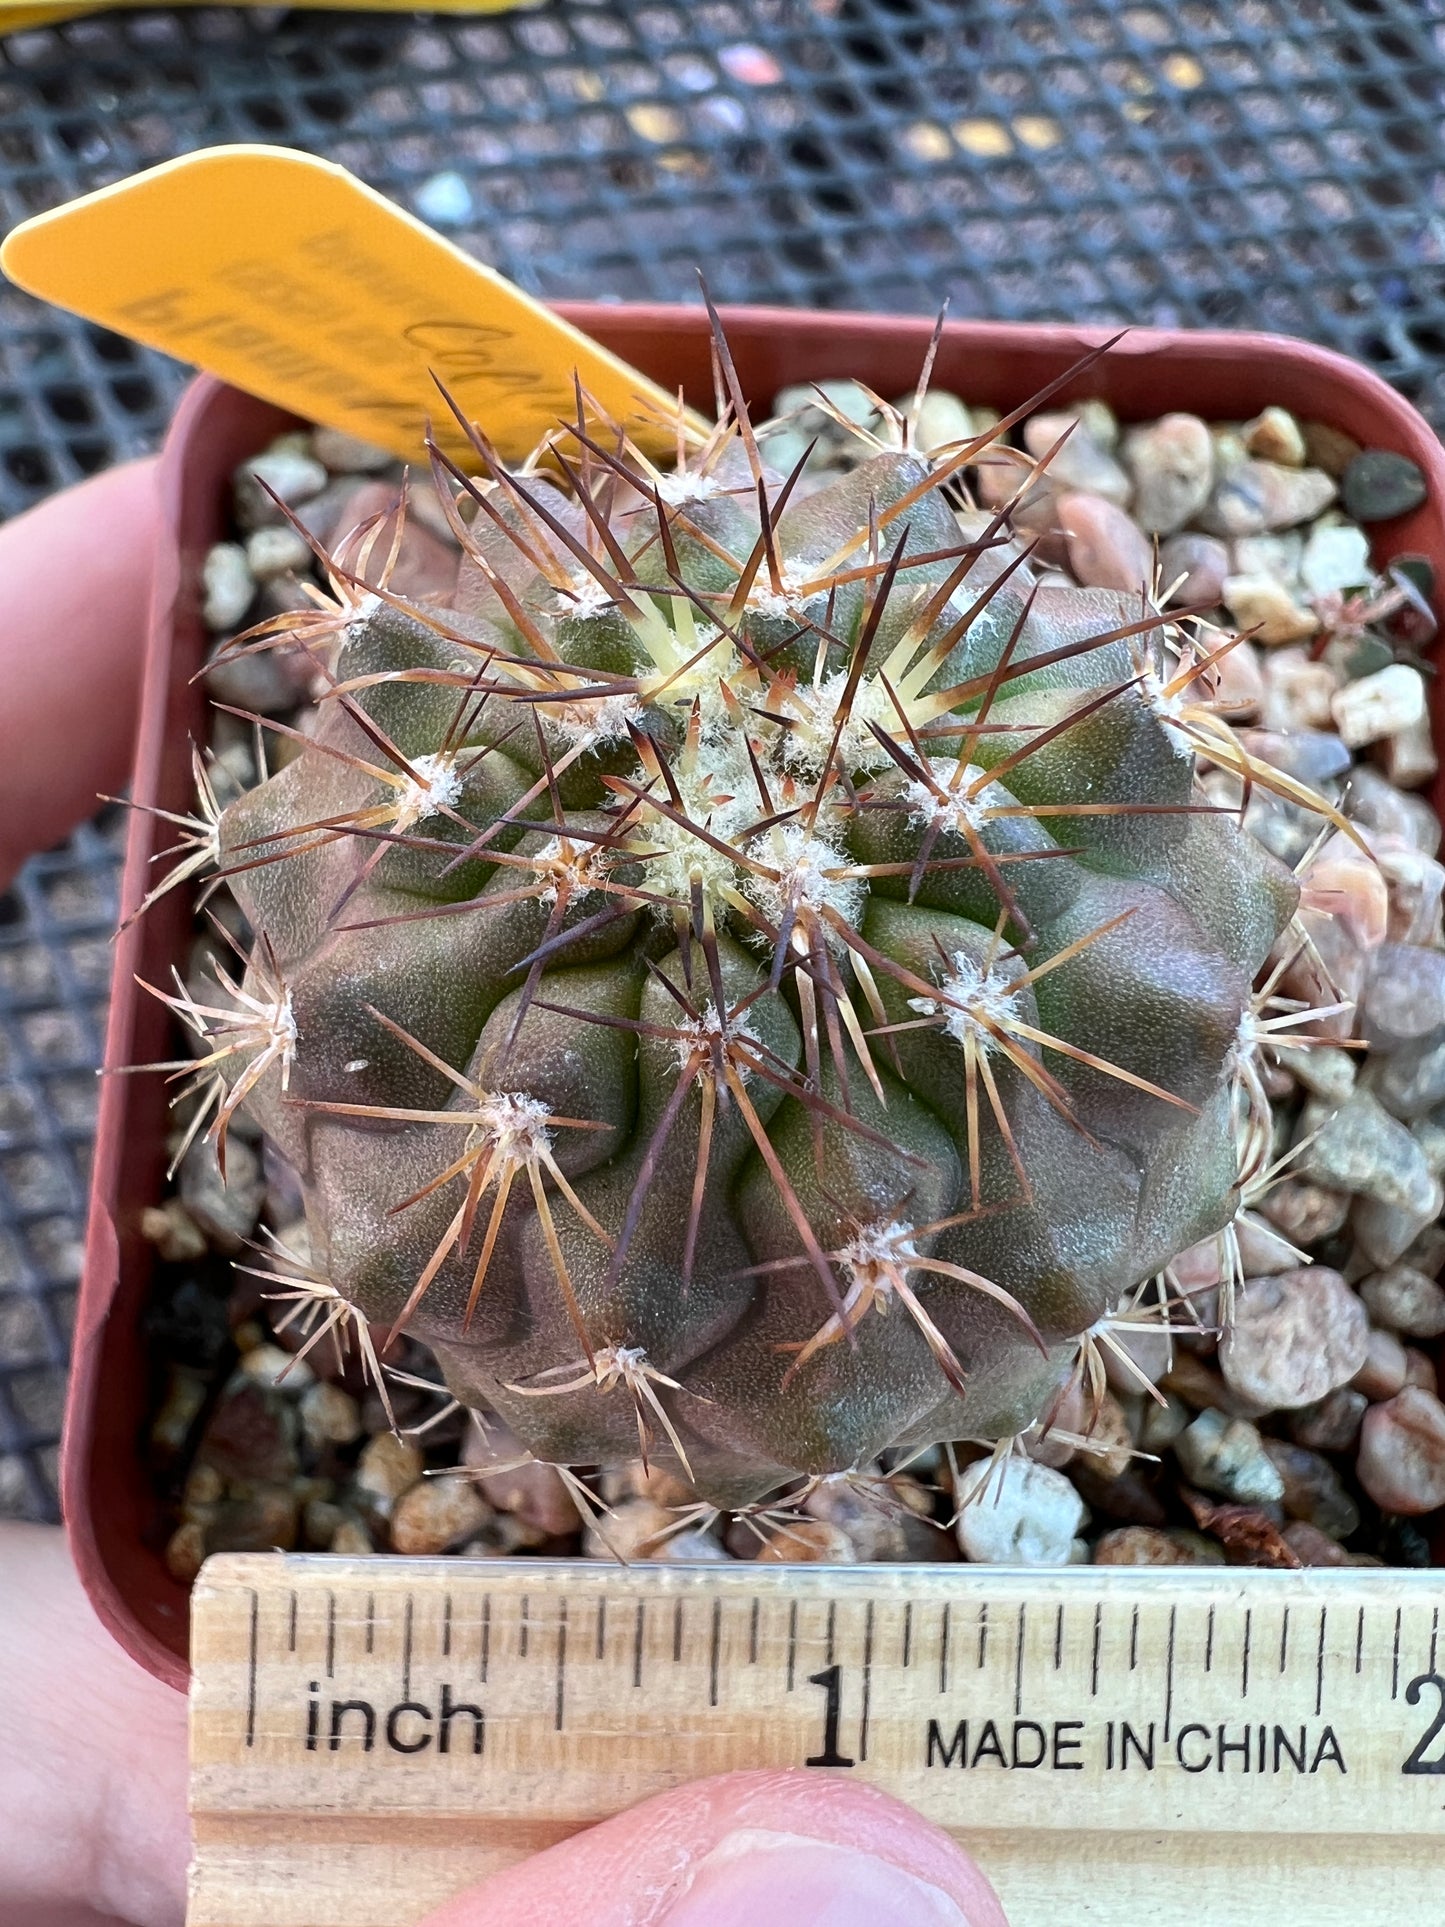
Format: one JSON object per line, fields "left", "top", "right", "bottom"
{"left": 65, "top": 303, "right": 1445, "bottom": 1687}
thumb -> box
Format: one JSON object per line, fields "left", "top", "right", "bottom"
{"left": 0, "top": 457, "right": 160, "bottom": 892}
{"left": 419, "top": 1768, "right": 1007, "bottom": 1926}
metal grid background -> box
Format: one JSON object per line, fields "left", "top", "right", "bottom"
{"left": 2, "top": 0, "right": 1444, "bottom": 1521}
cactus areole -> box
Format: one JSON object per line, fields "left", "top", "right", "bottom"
{"left": 156, "top": 331, "right": 1304, "bottom": 1512}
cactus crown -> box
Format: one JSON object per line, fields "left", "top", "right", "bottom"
{"left": 153, "top": 325, "right": 1306, "bottom": 1512}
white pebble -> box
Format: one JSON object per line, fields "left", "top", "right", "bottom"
{"left": 202, "top": 542, "right": 254, "bottom": 631}
{"left": 1331, "top": 663, "right": 1427, "bottom": 748}
{"left": 954, "top": 1456, "right": 1085, "bottom": 1565}
{"left": 1300, "top": 521, "right": 1371, "bottom": 596}
{"left": 905, "top": 389, "right": 974, "bottom": 454}
{"left": 1222, "top": 573, "right": 1319, "bottom": 645}
{"left": 244, "top": 526, "right": 311, "bottom": 580}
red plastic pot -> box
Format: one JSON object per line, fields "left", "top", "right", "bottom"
{"left": 65, "top": 304, "right": 1445, "bottom": 1688}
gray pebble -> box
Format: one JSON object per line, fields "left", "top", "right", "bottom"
{"left": 1359, "top": 1264, "right": 1445, "bottom": 1340}
{"left": 1352, "top": 1182, "right": 1445, "bottom": 1268}
{"left": 1289, "top": 1387, "right": 1368, "bottom": 1453}
{"left": 1340, "top": 449, "right": 1428, "bottom": 524}
{"left": 310, "top": 426, "right": 397, "bottom": 473}
{"left": 1361, "top": 943, "right": 1445, "bottom": 1053}
{"left": 1371, "top": 1033, "right": 1445, "bottom": 1121}
{"left": 179, "top": 1133, "right": 264, "bottom": 1253}
{"left": 244, "top": 526, "right": 311, "bottom": 580}
{"left": 1121, "top": 413, "right": 1212, "bottom": 532}
{"left": 1175, "top": 1409, "right": 1286, "bottom": 1505}
{"left": 1297, "top": 1090, "right": 1437, "bottom": 1210}
{"left": 1260, "top": 1438, "right": 1360, "bottom": 1539}
{"left": 233, "top": 448, "right": 329, "bottom": 530}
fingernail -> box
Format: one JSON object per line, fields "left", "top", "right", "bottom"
{"left": 662, "top": 1827, "right": 972, "bottom": 1925}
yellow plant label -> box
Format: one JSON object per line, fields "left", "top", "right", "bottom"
{"left": 1, "top": 145, "right": 703, "bottom": 465}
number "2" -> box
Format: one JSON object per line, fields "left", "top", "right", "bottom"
{"left": 1402, "top": 1673, "right": 1445, "bottom": 1775}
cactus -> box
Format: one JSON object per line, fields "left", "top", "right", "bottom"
{"left": 153, "top": 336, "right": 1306, "bottom": 1512}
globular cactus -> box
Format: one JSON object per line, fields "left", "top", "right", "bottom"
{"left": 156, "top": 339, "right": 1305, "bottom": 1512}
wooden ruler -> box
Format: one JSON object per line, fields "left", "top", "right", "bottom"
{"left": 190, "top": 1554, "right": 1445, "bottom": 1926}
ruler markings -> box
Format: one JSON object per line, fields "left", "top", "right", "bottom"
{"left": 554, "top": 1598, "right": 567, "bottom": 1732}
{"left": 244, "top": 1586, "right": 258, "bottom": 1749}
{"left": 672, "top": 1598, "right": 684, "bottom": 1664}
{"left": 1315, "top": 1605, "right": 1327, "bottom": 1718}
{"left": 708, "top": 1597, "right": 721, "bottom": 1708}
{"left": 1014, "top": 1602, "right": 1026, "bottom": 1716}
{"left": 1164, "top": 1605, "right": 1176, "bottom": 1742}
{"left": 191, "top": 1556, "right": 1445, "bottom": 1927}
{"left": 632, "top": 1599, "right": 644, "bottom": 1688}
{"left": 860, "top": 1601, "right": 875, "bottom": 1763}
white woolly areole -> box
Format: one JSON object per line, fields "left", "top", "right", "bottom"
{"left": 530, "top": 835, "right": 617, "bottom": 904}
{"left": 1138, "top": 653, "right": 1197, "bottom": 761}
{"left": 909, "top": 949, "right": 1021, "bottom": 1049}
{"left": 746, "top": 562, "right": 827, "bottom": 620}
{"left": 392, "top": 751, "right": 465, "bottom": 831}
{"left": 670, "top": 1001, "right": 760, "bottom": 1077}
{"left": 553, "top": 571, "right": 617, "bottom": 620}
{"left": 903, "top": 759, "right": 992, "bottom": 836}
{"left": 545, "top": 688, "right": 644, "bottom": 750}
{"left": 743, "top": 823, "right": 866, "bottom": 939}
{"left": 472, "top": 1090, "right": 554, "bottom": 1161}
{"left": 342, "top": 590, "right": 386, "bottom": 645}
{"left": 838, "top": 1219, "right": 917, "bottom": 1290}
{"left": 653, "top": 470, "right": 723, "bottom": 507}
{"left": 779, "top": 672, "right": 901, "bottom": 777}
{"left": 1229, "top": 1007, "right": 1263, "bottom": 1070}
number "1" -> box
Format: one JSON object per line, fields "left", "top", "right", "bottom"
{"left": 806, "top": 1665, "right": 856, "bottom": 1768}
